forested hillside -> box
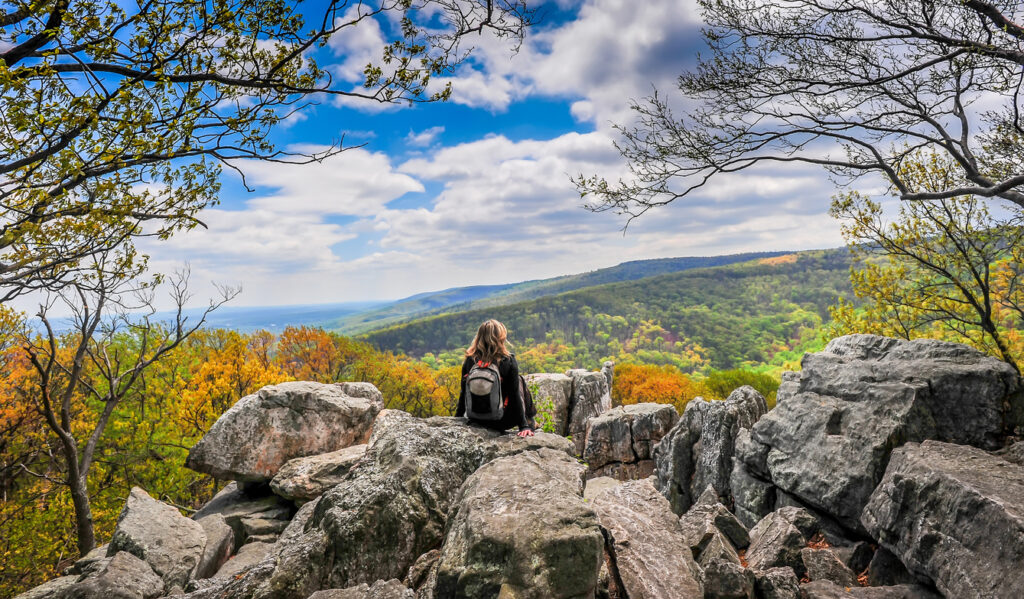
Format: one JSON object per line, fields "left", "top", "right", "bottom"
{"left": 329, "top": 251, "right": 790, "bottom": 335}
{"left": 363, "top": 250, "right": 853, "bottom": 373}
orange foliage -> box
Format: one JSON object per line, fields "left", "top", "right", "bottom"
{"left": 758, "top": 253, "right": 799, "bottom": 265}
{"left": 613, "top": 363, "right": 702, "bottom": 413}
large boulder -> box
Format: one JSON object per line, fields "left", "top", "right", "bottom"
{"left": 523, "top": 373, "right": 572, "bottom": 435}
{"left": 186, "top": 381, "right": 382, "bottom": 482}
{"left": 583, "top": 403, "right": 678, "bottom": 480}
{"left": 108, "top": 487, "right": 206, "bottom": 590}
{"left": 434, "top": 448, "right": 605, "bottom": 598}
{"left": 566, "top": 369, "right": 613, "bottom": 454}
{"left": 590, "top": 478, "right": 703, "bottom": 599}
{"left": 745, "top": 507, "right": 819, "bottom": 577}
{"left": 743, "top": 335, "right": 1020, "bottom": 532}
{"left": 861, "top": 440, "right": 1024, "bottom": 598}
{"left": 654, "top": 386, "right": 768, "bottom": 514}
{"left": 269, "top": 444, "right": 367, "bottom": 503}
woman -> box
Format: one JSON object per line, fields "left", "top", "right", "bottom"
{"left": 455, "top": 319, "right": 534, "bottom": 437}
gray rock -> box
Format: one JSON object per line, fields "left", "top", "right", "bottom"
{"left": 241, "top": 516, "right": 289, "bottom": 539}
{"left": 12, "top": 576, "right": 78, "bottom": 599}
{"left": 590, "top": 478, "right": 703, "bottom": 599}
{"left": 435, "top": 448, "right": 605, "bottom": 599}
{"left": 194, "top": 514, "right": 234, "bottom": 579}
{"left": 523, "top": 373, "right": 572, "bottom": 435}
{"left": 751, "top": 335, "right": 1020, "bottom": 531}
{"left": 865, "top": 547, "right": 917, "bottom": 587}
{"left": 186, "top": 381, "right": 382, "bottom": 482}
{"left": 601, "top": 360, "right": 615, "bottom": 391}
{"left": 801, "top": 548, "right": 856, "bottom": 586}
{"left": 270, "top": 444, "right": 366, "bottom": 502}
{"left": 211, "top": 542, "right": 275, "bottom": 580}
{"left": 798, "top": 580, "right": 941, "bottom": 598}
{"left": 702, "top": 558, "right": 755, "bottom": 599}
{"left": 755, "top": 567, "right": 800, "bottom": 599}
{"left": 995, "top": 440, "right": 1024, "bottom": 466}
{"left": 861, "top": 440, "right": 1024, "bottom": 598}
{"left": 64, "top": 545, "right": 109, "bottom": 576}
{"left": 192, "top": 482, "right": 293, "bottom": 548}
{"left": 832, "top": 541, "right": 873, "bottom": 576}
{"left": 583, "top": 403, "right": 678, "bottom": 477}
{"left": 567, "top": 370, "right": 613, "bottom": 454}
{"left": 679, "top": 497, "right": 749, "bottom": 568}
{"left": 404, "top": 550, "right": 440, "bottom": 591}
{"left": 654, "top": 386, "right": 768, "bottom": 514}
{"left": 745, "top": 509, "right": 811, "bottom": 576}
{"left": 314, "top": 410, "right": 497, "bottom": 589}
{"left": 175, "top": 413, "right": 583, "bottom": 599}
{"left": 583, "top": 476, "right": 621, "bottom": 502}
{"left": 730, "top": 456, "right": 776, "bottom": 529}
{"left": 306, "top": 579, "right": 414, "bottom": 599}
{"left": 63, "top": 551, "right": 164, "bottom": 599}
{"left": 588, "top": 460, "right": 655, "bottom": 481}
{"left": 696, "top": 530, "right": 741, "bottom": 568}
{"left": 337, "top": 382, "right": 384, "bottom": 404}
{"left": 108, "top": 487, "right": 206, "bottom": 590}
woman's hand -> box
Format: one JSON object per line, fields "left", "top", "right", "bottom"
{"left": 517, "top": 429, "right": 534, "bottom": 437}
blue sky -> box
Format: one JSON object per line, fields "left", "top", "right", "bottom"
{"left": 135, "top": 0, "right": 849, "bottom": 308}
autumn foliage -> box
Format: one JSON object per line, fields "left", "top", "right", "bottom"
{"left": 0, "top": 325, "right": 459, "bottom": 595}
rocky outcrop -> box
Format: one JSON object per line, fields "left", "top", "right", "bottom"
{"left": 590, "top": 478, "right": 703, "bottom": 599}
{"left": 186, "top": 382, "right": 382, "bottom": 482}
{"left": 566, "top": 369, "right": 613, "bottom": 454}
{"left": 655, "top": 386, "right": 768, "bottom": 514}
{"left": 861, "top": 440, "right": 1024, "bottom": 598}
{"left": 269, "top": 444, "right": 367, "bottom": 503}
{"left": 108, "top": 487, "right": 206, "bottom": 591}
{"left": 583, "top": 403, "right": 677, "bottom": 480}
{"left": 744, "top": 507, "right": 819, "bottom": 577}
{"left": 523, "top": 373, "right": 572, "bottom": 435}
{"left": 679, "top": 487, "right": 750, "bottom": 569}
{"left": 434, "top": 448, "right": 604, "bottom": 598}
{"left": 192, "top": 482, "right": 293, "bottom": 548}
{"left": 738, "top": 335, "right": 1020, "bottom": 532}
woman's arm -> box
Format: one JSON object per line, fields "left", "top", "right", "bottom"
{"left": 455, "top": 357, "right": 470, "bottom": 417}
{"left": 507, "top": 356, "right": 532, "bottom": 434}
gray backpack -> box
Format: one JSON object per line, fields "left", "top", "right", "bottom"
{"left": 465, "top": 360, "right": 504, "bottom": 421}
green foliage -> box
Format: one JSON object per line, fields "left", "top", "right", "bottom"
{"left": 362, "top": 250, "right": 851, "bottom": 374}
{"left": 700, "top": 369, "right": 780, "bottom": 409}
{"left": 829, "top": 151, "right": 1024, "bottom": 372}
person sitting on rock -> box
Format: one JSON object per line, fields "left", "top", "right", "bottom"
{"left": 456, "top": 319, "right": 534, "bottom": 437}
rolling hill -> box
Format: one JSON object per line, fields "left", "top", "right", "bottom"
{"left": 327, "top": 251, "right": 792, "bottom": 335}
{"left": 360, "top": 249, "right": 854, "bottom": 373}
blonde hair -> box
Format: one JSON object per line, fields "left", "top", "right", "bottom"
{"left": 466, "top": 319, "right": 512, "bottom": 363}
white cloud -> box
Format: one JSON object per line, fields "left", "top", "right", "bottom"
{"left": 406, "top": 126, "right": 445, "bottom": 147}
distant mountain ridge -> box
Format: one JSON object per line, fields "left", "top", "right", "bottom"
{"left": 326, "top": 251, "right": 793, "bottom": 335}
{"left": 361, "top": 249, "right": 853, "bottom": 373}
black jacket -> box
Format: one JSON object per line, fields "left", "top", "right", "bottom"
{"left": 455, "top": 354, "right": 530, "bottom": 432}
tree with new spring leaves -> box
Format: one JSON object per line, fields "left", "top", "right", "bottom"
{"left": 20, "top": 258, "right": 236, "bottom": 554}
{"left": 830, "top": 151, "right": 1024, "bottom": 373}
{"left": 576, "top": 0, "right": 1024, "bottom": 219}
{"left": 0, "top": 0, "right": 533, "bottom": 299}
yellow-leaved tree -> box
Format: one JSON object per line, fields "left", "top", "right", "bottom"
{"left": 829, "top": 151, "right": 1024, "bottom": 372}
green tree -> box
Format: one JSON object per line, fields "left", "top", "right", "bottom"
{"left": 576, "top": 0, "right": 1024, "bottom": 219}
{"left": 830, "top": 152, "right": 1024, "bottom": 372}
{"left": 0, "top": 0, "right": 532, "bottom": 300}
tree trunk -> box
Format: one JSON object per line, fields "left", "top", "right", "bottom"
{"left": 68, "top": 473, "right": 96, "bottom": 555}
